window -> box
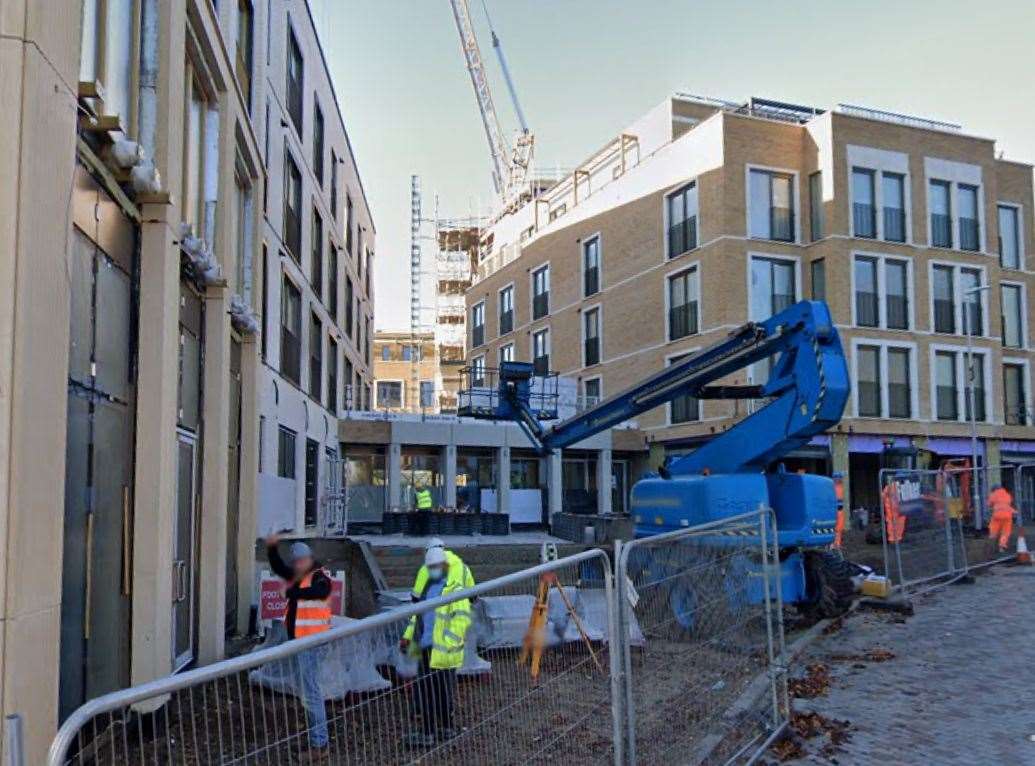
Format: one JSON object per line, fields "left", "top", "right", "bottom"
{"left": 345, "top": 195, "right": 354, "bottom": 255}
{"left": 932, "top": 265, "right": 955, "bottom": 333}
{"left": 233, "top": 158, "right": 252, "bottom": 301}
{"left": 344, "top": 358, "right": 353, "bottom": 406}
{"left": 583, "top": 307, "right": 600, "bottom": 367}
{"left": 532, "top": 328, "right": 550, "bottom": 375}
{"left": 583, "top": 378, "right": 602, "bottom": 409}
{"left": 380, "top": 346, "right": 389, "bottom": 361}
{"left": 885, "top": 259, "right": 909, "bottom": 330}
{"left": 958, "top": 184, "right": 980, "bottom": 251}
{"left": 327, "top": 337, "right": 338, "bottom": 412}
{"left": 330, "top": 150, "right": 338, "bottom": 219}
{"left": 852, "top": 168, "right": 876, "bottom": 238}
{"left": 810, "top": 259, "right": 826, "bottom": 301}
{"left": 420, "top": 381, "right": 435, "bottom": 409}
{"left": 667, "top": 183, "right": 698, "bottom": 257}
{"left": 365, "top": 250, "right": 372, "bottom": 296}
{"left": 354, "top": 370, "right": 362, "bottom": 409}
{"left": 313, "top": 100, "right": 325, "bottom": 184}
{"left": 929, "top": 180, "right": 952, "bottom": 248}
{"left": 965, "top": 354, "right": 986, "bottom": 422}
{"left": 260, "top": 243, "right": 269, "bottom": 359}
{"left": 277, "top": 426, "right": 297, "bottom": 478}
{"left": 309, "top": 312, "right": 322, "bottom": 399}
{"left": 998, "top": 204, "right": 1021, "bottom": 270}
{"left": 234, "top": 0, "right": 254, "bottom": 107}
{"left": 377, "top": 381, "right": 403, "bottom": 409}
{"left": 328, "top": 247, "right": 338, "bottom": 320}
{"left": 854, "top": 257, "right": 879, "bottom": 327}
{"left": 345, "top": 276, "right": 354, "bottom": 338}
{"left": 364, "top": 316, "right": 370, "bottom": 365}
{"left": 960, "top": 267, "right": 983, "bottom": 335}
{"left": 669, "top": 353, "right": 700, "bottom": 423}
{"left": 471, "top": 356, "right": 486, "bottom": 387}
{"left": 498, "top": 285, "right": 514, "bottom": 335}
{"left": 882, "top": 172, "right": 906, "bottom": 242}
{"left": 935, "top": 351, "right": 958, "bottom": 420}
{"left": 1004, "top": 363, "right": 1028, "bottom": 426}
{"left": 182, "top": 70, "right": 207, "bottom": 232}
{"left": 471, "top": 301, "right": 485, "bottom": 348}
{"left": 532, "top": 265, "right": 550, "bottom": 319}
{"left": 887, "top": 348, "right": 912, "bottom": 418}
{"left": 749, "top": 256, "right": 796, "bottom": 321}
{"left": 280, "top": 277, "right": 302, "bottom": 384}
{"left": 1001, "top": 284, "right": 1024, "bottom": 349}
{"left": 583, "top": 236, "right": 601, "bottom": 295}
{"left": 668, "top": 267, "right": 699, "bottom": 341}
{"left": 856, "top": 345, "right": 881, "bottom": 416}
{"left": 311, "top": 208, "right": 323, "bottom": 299}
{"left": 286, "top": 25, "right": 304, "bottom": 134}
{"left": 500, "top": 343, "right": 514, "bottom": 363}
{"left": 808, "top": 172, "right": 823, "bottom": 241}
{"left": 283, "top": 147, "right": 302, "bottom": 259}
{"left": 748, "top": 169, "right": 794, "bottom": 242}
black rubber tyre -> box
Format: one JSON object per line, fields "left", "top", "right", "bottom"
{"left": 800, "top": 550, "right": 855, "bottom": 620}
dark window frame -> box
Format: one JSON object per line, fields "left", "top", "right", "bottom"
{"left": 280, "top": 275, "right": 302, "bottom": 385}
{"left": 583, "top": 236, "right": 601, "bottom": 295}
{"left": 285, "top": 24, "right": 304, "bottom": 135}
{"left": 667, "top": 267, "right": 699, "bottom": 341}
{"left": 666, "top": 183, "right": 698, "bottom": 258}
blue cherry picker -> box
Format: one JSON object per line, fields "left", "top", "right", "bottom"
{"left": 458, "top": 300, "right": 856, "bottom": 619}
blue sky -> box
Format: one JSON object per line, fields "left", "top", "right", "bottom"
{"left": 309, "top": 0, "right": 1035, "bottom": 331}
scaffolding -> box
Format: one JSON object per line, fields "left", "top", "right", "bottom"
{"left": 434, "top": 221, "right": 482, "bottom": 413}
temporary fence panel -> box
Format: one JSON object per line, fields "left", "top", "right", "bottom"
{"left": 1017, "top": 464, "right": 1035, "bottom": 526}
{"left": 949, "top": 463, "right": 1022, "bottom": 569}
{"left": 48, "top": 550, "right": 622, "bottom": 766}
{"left": 878, "top": 467, "right": 969, "bottom": 594}
{"left": 615, "top": 510, "right": 788, "bottom": 766}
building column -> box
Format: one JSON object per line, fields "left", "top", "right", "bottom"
{"left": 442, "top": 444, "right": 457, "bottom": 508}
{"left": 235, "top": 338, "right": 261, "bottom": 637}
{"left": 547, "top": 451, "right": 563, "bottom": 520}
{"left": 387, "top": 442, "right": 402, "bottom": 510}
{"left": 196, "top": 288, "right": 231, "bottom": 664}
{"left": 831, "top": 432, "right": 850, "bottom": 507}
{"left": 648, "top": 441, "right": 666, "bottom": 472}
{"left": 496, "top": 446, "right": 511, "bottom": 515}
{"left": 596, "top": 449, "right": 613, "bottom": 516}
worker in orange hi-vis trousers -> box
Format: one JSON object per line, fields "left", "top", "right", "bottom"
{"left": 987, "top": 485, "right": 1017, "bottom": 552}
{"left": 832, "top": 473, "right": 846, "bottom": 550}
{"left": 882, "top": 481, "right": 906, "bottom": 544}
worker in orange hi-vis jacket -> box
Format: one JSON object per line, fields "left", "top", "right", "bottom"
{"left": 882, "top": 481, "right": 906, "bottom": 544}
{"left": 832, "top": 473, "right": 846, "bottom": 550}
{"left": 987, "top": 485, "right": 1017, "bottom": 552}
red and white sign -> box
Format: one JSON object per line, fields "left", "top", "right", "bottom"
{"left": 258, "top": 570, "right": 345, "bottom": 623}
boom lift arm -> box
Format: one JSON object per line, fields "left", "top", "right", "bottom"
{"left": 461, "top": 301, "right": 849, "bottom": 475}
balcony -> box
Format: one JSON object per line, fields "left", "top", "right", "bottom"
{"left": 667, "top": 216, "right": 697, "bottom": 258}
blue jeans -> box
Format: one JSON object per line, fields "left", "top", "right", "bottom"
{"left": 294, "top": 647, "right": 328, "bottom": 748}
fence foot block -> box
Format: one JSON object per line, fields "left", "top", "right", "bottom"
{"left": 857, "top": 597, "right": 913, "bottom": 615}
{"left": 951, "top": 574, "right": 976, "bottom": 585}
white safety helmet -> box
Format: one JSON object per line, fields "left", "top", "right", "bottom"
{"left": 425, "top": 537, "right": 445, "bottom": 552}
{"left": 425, "top": 546, "right": 447, "bottom": 568}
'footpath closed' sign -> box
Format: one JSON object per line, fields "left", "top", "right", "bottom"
{"left": 258, "top": 571, "right": 345, "bottom": 622}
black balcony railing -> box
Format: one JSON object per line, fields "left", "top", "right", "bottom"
{"left": 883, "top": 207, "right": 906, "bottom": 242}
{"left": 584, "top": 337, "right": 599, "bottom": 367}
{"left": 931, "top": 213, "right": 952, "bottom": 248}
{"left": 933, "top": 299, "right": 955, "bottom": 334}
{"left": 533, "top": 292, "right": 549, "bottom": 320}
{"left": 668, "top": 302, "right": 699, "bottom": 341}
{"left": 584, "top": 266, "right": 599, "bottom": 296}
{"left": 533, "top": 354, "right": 549, "bottom": 375}
{"left": 886, "top": 295, "right": 909, "bottom": 329}
{"left": 499, "top": 309, "right": 513, "bottom": 336}
{"left": 853, "top": 202, "right": 876, "bottom": 238}
{"left": 855, "top": 291, "right": 879, "bottom": 327}
{"left": 959, "top": 218, "right": 980, "bottom": 251}
{"left": 771, "top": 207, "right": 794, "bottom": 242}
{"left": 667, "top": 216, "right": 697, "bottom": 258}
{"left": 471, "top": 324, "right": 485, "bottom": 348}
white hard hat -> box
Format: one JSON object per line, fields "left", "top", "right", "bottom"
{"left": 425, "top": 547, "right": 447, "bottom": 567}
{"left": 425, "top": 537, "right": 445, "bottom": 552}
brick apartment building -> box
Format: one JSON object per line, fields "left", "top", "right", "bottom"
{"left": 465, "top": 94, "right": 1035, "bottom": 513}
{"left": 372, "top": 331, "right": 440, "bottom": 413}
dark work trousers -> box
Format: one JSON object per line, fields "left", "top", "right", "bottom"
{"left": 418, "top": 650, "right": 456, "bottom": 735}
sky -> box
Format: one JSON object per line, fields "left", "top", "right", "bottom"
{"left": 308, "top": 0, "right": 1035, "bottom": 332}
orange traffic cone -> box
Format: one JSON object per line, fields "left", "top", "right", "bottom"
{"left": 1016, "top": 531, "right": 1032, "bottom": 565}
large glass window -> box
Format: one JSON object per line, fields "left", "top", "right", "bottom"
{"left": 182, "top": 72, "right": 206, "bottom": 232}
{"left": 960, "top": 267, "right": 983, "bottom": 335}
{"left": 669, "top": 353, "right": 700, "bottom": 423}
{"left": 582, "top": 378, "right": 602, "bottom": 409}
{"left": 471, "top": 356, "right": 486, "bottom": 388}
{"left": 327, "top": 337, "right": 337, "bottom": 412}
{"left": 856, "top": 345, "right": 881, "bottom": 416}
{"left": 376, "top": 381, "right": 403, "bottom": 409}
{"left": 471, "top": 301, "right": 485, "bottom": 348}
{"left": 929, "top": 180, "right": 952, "bottom": 248}
{"left": 667, "top": 183, "right": 698, "bottom": 257}
{"left": 286, "top": 26, "right": 304, "bottom": 134}
{"left": 808, "top": 172, "right": 823, "bottom": 242}
{"left": 749, "top": 257, "right": 796, "bottom": 321}
{"left": 932, "top": 265, "right": 955, "bottom": 333}
{"left": 965, "top": 354, "right": 986, "bottom": 422}
{"left": 584, "top": 308, "right": 600, "bottom": 367}
{"left": 810, "top": 259, "right": 825, "bottom": 301}
{"left": 234, "top": 0, "right": 254, "bottom": 106}
{"left": 882, "top": 172, "right": 906, "bottom": 242}
{"left": 935, "top": 351, "right": 958, "bottom": 420}
{"left": 283, "top": 146, "right": 302, "bottom": 259}
{"left": 854, "top": 257, "right": 879, "bottom": 327}
{"left": 309, "top": 312, "right": 322, "bottom": 399}
{"left": 345, "top": 195, "right": 354, "bottom": 255}
{"left": 998, "top": 205, "right": 1021, "bottom": 269}
{"left": 668, "top": 267, "right": 699, "bottom": 341}
{"left": 498, "top": 285, "right": 514, "bottom": 335}
{"left": 313, "top": 100, "right": 325, "bottom": 184}
{"left": 1001, "top": 284, "right": 1024, "bottom": 349}
{"left": 345, "top": 276, "right": 354, "bottom": 338}
{"left": 277, "top": 426, "right": 297, "bottom": 478}
{"left": 532, "top": 265, "right": 550, "bottom": 319}
{"left": 311, "top": 209, "right": 323, "bottom": 299}
{"left": 328, "top": 247, "right": 338, "bottom": 320}
{"left": 280, "top": 277, "right": 302, "bottom": 384}
{"left": 532, "top": 329, "right": 550, "bottom": 375}
{"left": 500, "top": 343, "right": 514, "bottom": 363}
{"left": 885, "top": 259, "right": 909, "bottom": 330}
{"left": 749, "top": 170, "right": 795, "bottom": 242}
{"left": 852, "top": 168, "right": 876, "bottom": 238}
{"left": 583, "top": 236, "right": 601, "bottom": 295}
{"left": 1004, "top": 364, "right": 1028, "bottom": 426}
{"left": 958, "top": 184, "right": 980, "bottom": 251}
{"left": 888, "top": 348, "right": 912, "bottom": 418}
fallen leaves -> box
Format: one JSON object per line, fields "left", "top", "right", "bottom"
{"left": 787, "top": 663, "right": 831, "bottom": 699}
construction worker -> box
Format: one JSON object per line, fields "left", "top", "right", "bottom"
{"left": 265, "top": 534, "right": 331, "bottom": 753}
{"left": 987, "top": 485, "right": 1017, "bottom": 552}
{"left": 411, "top": 538, "right": 475, "bottom": 603}
{"left": 414, "top": 482, "right": 434, "bottom": 512}
{"left": 832, "top": 473, "right": 846, "bottom": 550}
{"left": 400, "top": 546, "right": 473, "bottom": 746}
{"left": 882, "top": 480, "right": 906, "bottom": 544}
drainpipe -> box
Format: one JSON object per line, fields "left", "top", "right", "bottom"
{"left": 133, "top": 0, "right": 161, "bottom": 193}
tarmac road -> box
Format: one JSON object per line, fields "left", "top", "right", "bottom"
{"left": 777, "top": 565, "right": 1035, "bottom": 765}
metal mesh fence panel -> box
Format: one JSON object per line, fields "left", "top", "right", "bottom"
{"left": 616, "top": 510, "right": 787, "bottom": 765}
{"left": 950, "top": 464, "right": 1022, "bottom": 569}
{"left": 49, "top": 550, "right": 621, "bottom": 766}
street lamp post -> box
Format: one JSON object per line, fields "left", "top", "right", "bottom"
{"left": 963, "top": 282, "right": 991, "bottom": 528}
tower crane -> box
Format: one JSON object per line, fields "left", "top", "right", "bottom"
{"left": 448, "top": 0, "right": 534, "bottom": 210}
